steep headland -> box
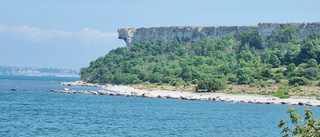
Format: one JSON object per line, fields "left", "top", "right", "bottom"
{"left": 118, "top": 22, "right": 320, "bottom": 47}
{"left": 81, "top": 21, "right": 320, "bottom": 103}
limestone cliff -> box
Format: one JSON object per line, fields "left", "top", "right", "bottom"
{"left": 258, "top": 22, "right": 320, "bottom": 43}
{"left": 118, "top": 22, "right": 320, "bottom": 47}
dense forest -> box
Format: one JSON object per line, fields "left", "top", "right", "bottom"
{"left": 81, "top": 26, "right": 320, "bottom": 92}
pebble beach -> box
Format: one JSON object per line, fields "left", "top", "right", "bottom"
{"left": 53, "top": 81, "right": 320, "bottom": 107}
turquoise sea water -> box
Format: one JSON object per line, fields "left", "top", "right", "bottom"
{"left": 1, "top": 76, "right": 320, "bottom": 137}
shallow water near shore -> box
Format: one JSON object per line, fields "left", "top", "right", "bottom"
{"left": 1, "top": 76, "right": 320, "bottom": 136}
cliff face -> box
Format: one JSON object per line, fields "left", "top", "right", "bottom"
{"left": 258, "top": 22, "right": 320, "bottom": 45}
{"left": 118, "top": 26, "right": 257, "bottom": 47}
{"left": 118, "top": 22, "right": 320, "bottom": 47}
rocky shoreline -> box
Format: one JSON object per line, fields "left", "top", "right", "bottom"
{"left": 53, "top": 81, "right": 320, "bottom": 107}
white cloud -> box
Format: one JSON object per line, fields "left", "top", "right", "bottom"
{"left": 74, "top": 28, "right": 118, "bottom": 45}
{"left": 0, "top": 24, "right": 6, "bottom": 33}
{"left": 77, "top": 28, "right": 117, "bottom": 39}
{"left": 0, "top": 24, "right": 119, "bottom": 45}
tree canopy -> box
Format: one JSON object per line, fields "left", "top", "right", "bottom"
{"left": 81, "top": 26, "right": 320, "bottom": 89}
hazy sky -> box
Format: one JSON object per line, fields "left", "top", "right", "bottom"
{"left": 1, "top": 0, "right": 319, "bottom": 69}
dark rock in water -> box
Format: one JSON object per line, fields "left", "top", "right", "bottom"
{"left": 10, "top": 89, "right": 16, "bottom": 91}
{"left": 298, "top": 102, "right": 305, "bottom": 105}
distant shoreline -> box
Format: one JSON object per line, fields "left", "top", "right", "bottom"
{"left": 0, "top": 65, "right": 79, "bottom": 77}
{"left": 57, "top": 81, "right": 320, "bottom": 107}
{"left": 0, "top": 75, "right": 80, "bottom": 78}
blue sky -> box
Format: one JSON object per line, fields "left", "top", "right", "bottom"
{"left": 0, "top": 0, "right": 319, "bottom": 69}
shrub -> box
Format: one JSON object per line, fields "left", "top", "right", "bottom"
{"left": 133, "top": 79, "right": 143, "bottom": 84}
{"left": 274, "top": 73, "right": 284, "bottom": 79}
{"left": 191, "top": 79, "right": 199, "bottom": 84}
{"left": 273, "top": 91, "right": 291, "bottom": 99}
{"left": 304, "top": 67, "right": 319, "bottom": 80}
{"left": 162, "top": 76, "right": 174, "bottom": 83}
{"left": 171, "top": 81, "right": 178, "bottom": 86}
{"left": 237, "top": 74, "right": 251, "bottom": 84}
{"left": 249, "top": 83, "right": 256, "bottom": 87}
{"left": 171, "top": 78, "right": 185, "bottom": 86}
{"left": 195, "top": 78, "right": 226, "bottom": 92}
{"left": 275, "top": 78, "right": 281, "bottom": 83}
{"left": 298, "top": 63, "right": 308, "bottom": 69}
{"left": 260, "top": 83, "right": 266, "bottom": 88}
{"left": 279, "top": 108, "right": 320, "bottom": 137}
{"left": 288, "top": 77, "right": 310, "bottom": 86}
{"left": 227, "top": 74, "right": 238, "bottom": 83}
{"left": 276, "top": 69, "right": 284, "bottom": 73}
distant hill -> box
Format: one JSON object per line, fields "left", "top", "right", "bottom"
{"left": 0, "top": 66, "right": 79, "bottom": 77}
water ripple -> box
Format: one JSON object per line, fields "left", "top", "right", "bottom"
{"left": 1, "top": 78, "right": 320, "bottom": 136}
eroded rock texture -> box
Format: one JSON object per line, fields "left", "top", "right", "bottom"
{"left": 118, "top": 22, "right": 320, "bottom": 47}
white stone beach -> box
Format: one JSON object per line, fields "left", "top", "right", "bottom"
{"left": 56, "top": 81, "right": 320, "bottom": 107}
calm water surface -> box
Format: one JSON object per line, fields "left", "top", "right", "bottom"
{"left": 1, "top": 76, "right": 320, "bottom": 137}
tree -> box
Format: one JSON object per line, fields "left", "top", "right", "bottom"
{"left": 279, "top": 108, "right": 320, "bottom": 137}
{"left": 240, "top": 29, "right": 263, "bottom": 49}
{"left": 261, "top": 68, "right": 272, "bottom": 78}
{"left": 217, "top": 64, "right": 231, "bottom": 75}
{"left": 237, "top": 74, "right": 251, "bottom": 85}
{"left": 181, "top": 66, "right": 193, "bottom": 82}
{"left": 269, "top": 54, "right": 280, "bottom": 68}
{"left": 261, "top": 50, "right": 271, "bottom": 63}
{"left": 237, "top": 50, "right": 254, "bottom": 62}
{"left": 286, "top": 63, "right": 296, "bottom": 72}
{"left": 283, "top": 45, "right": 300, "bottom": 65}
{"left": 150, "top": 72, "right": 162, "bottom": 83}
{"left": 80, "top": 28, "right": 320, "bottom": 88}
{"left": 298, "top": 40, "right": 319, "bottom": 64}
{"left": 307, "top": 59, "right": 318, "bottom": 68}
{"left": 304, "top": 67, "right": 319, "bottom": 80}
{"left": 195, "top": 78, "right": 226, "bottom": 92}
{"left": 227, "top": 73, "right": 238, "bottom": 83}
{"left": 235, "top": 68, "right": 252, "bottom": 84}
{"left": 162, "top": 76, "right": 174, "bottom": 83}
{"left": 267, "top": 26, "right": 299, "bottom": 45}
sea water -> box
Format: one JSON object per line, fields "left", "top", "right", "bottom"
{"left": 0, "top": 76, "right": 319, "bottom": 137}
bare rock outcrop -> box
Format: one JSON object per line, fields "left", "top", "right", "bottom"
{"left": 118, "top": 22, "right": 320, "bottom": 47}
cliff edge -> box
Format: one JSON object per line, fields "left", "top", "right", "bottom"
{"left": 118, "top": 22, "right": 320, "bottom": 47}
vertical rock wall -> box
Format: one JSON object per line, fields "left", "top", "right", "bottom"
{"left": 118, "top": 22, "right": 320, "bottom": 47}
{"left": 258, "top": 22, "right": 320, "bottom": 44}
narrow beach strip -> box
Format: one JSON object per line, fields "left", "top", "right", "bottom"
{"left": 53, "top": 81, "right": 320, "bottom": 107}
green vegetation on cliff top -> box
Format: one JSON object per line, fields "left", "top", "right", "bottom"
{"left": 81, "top": 26, "right": 320, "bottom": 93}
